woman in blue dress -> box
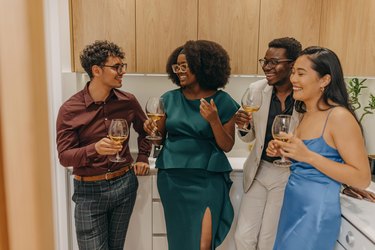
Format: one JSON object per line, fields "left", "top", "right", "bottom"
{"left": 266, "top": 46, "right": 371, "bottom": 250}
{"left": 144, "top": 40, "right": 239, "bottom": 250}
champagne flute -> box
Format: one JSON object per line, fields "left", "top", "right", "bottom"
{"left": 271, "top": 114, "right": 296, "bottom": 167}
{"left": 238, "top": 88, "right": 262, "bottom": 132}
{"left": 145, "top": 97, "right": 165, "bottom": 140}
{"left": 108, "top": 119, "right": 129, "bottom": 162}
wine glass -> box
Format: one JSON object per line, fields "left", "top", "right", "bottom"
{"left": 271, "top": 114, "right": 296, "bottom": 167}
{"left": 237, "top": 88, "right": 262, "bottom": 132}
{"left": 145, "top": 97, "right": 165, "bottom": 140}
{"left": 108, "top": 119, "right": 129, "bottom": 162}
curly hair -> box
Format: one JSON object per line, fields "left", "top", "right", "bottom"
{"left": 268, "top": 37, "right": 302, "bottom": 61}
{"left": 166, "top": 40, "right": 231, "bottom": 90}
{"left": 294, "top": 46, "right": 359, "bottom": 123}
{"left": 80, "top": 40, "right": 125, "bottom": 79}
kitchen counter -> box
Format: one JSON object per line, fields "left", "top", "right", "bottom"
{"left": 340, "top": 182, "right": 375, "bottom": 244}
{"left": 148, "top": 156, "right": 246, "bottom": 173}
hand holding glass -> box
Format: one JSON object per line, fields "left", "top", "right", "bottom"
{"left": 145, "top": 97, "right": 165, "bottom": 140}
{"left": 108, "top": 119, "right": 129, "bottom": 162}
{"left": 271, "top": 115, "right": 296, "bottom": 167}
{"left": 238, "top": 88, "right": 262, "bottom": 132}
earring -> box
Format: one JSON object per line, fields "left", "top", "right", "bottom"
{"left": 320, "top": 87, "right": 325, "bottom": 93}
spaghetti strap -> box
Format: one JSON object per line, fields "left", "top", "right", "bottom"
{"left": 321, "top": 108, "right": 335, "bottom": 136}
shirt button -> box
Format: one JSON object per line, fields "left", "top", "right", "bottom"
{"left": 104, "top": 118, "right": 108, "bottom": 121}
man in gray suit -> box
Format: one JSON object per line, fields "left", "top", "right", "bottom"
{"left": 234, "top": 37, "right": 302, "bottom": 250}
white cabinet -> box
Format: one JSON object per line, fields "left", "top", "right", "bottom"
{"left": 336, "top": 217, "right": 375, "bottom": 250}
{"left": 150, "top": 171, "right": 244, "bottom": 250}
{"left": 334, "top": 242, "right": 346, "bottom": 250}
{"left": 125, "top": 176, "right": 152, "bottom": 250}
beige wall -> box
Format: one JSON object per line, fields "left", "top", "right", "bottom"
{"left": 0, "top": 0, "right": 55, "bottom": 249}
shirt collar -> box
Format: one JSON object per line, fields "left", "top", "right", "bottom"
{"left": 271, "top": 87, "right": 294, "bottom": 102}
{"left": 83, "top": 82, "right": 121, "bottom": 107}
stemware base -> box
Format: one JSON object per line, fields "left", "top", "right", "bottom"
{"left": 146, "top": 135, "right": 162, "bottom": 140}
{"left": 273, "top": 159, "right": 292, "bottom": 167}
{"left": 109, "top": 157, "right": 127, "bottom": 163}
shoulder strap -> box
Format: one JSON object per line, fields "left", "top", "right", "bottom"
{"left": 321, "top": 108, "right": 335, "bottom": 136}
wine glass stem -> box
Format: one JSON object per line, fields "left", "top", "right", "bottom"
{"left": 116, "top": 152, "right": 120, "bottom": 161}
{"left": 243, "top": 111, "right": 253, "bottom": 129}
{"left": 280, "top": 156, "right": 286, "bottom": 162}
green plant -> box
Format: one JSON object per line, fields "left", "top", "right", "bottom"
{"left": 347, "top": 78, "right": 375, "bottom": 123}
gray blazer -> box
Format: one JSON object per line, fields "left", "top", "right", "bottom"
{"left": 238, "top": 79, "right": 300, "bottom": 192}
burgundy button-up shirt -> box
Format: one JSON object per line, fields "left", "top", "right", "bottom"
{"left": 56, "top": 82, "right": 151, "bottom": 176}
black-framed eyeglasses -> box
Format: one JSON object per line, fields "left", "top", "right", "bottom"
{"left": 258, "top": 58, "right": 293, "bottom": 68}
{"left": 101, "top": 63, "right": 127, "bottom": 74}
{"left": 171, "top": 63, "right": 189, "bottom": 73}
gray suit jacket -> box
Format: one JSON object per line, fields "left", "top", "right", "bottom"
{"left": 238, "top": 79, "right": 300, "bottom": 192}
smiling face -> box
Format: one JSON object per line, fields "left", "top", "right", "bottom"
{"left": 175, "top": 53, "right": 198, "bottom": 88}
{"left": 93, "top": 56, "right": 126, "bottom": 91}
{"left": 262, "top": 47, "right": 293, "bottom": 87}
{"left": 290, "top": 55, "right": 329, "bottom": 105}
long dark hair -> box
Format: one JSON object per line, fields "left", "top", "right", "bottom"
{"left": 295, "top": 46, "right": 359, "bottom": 124}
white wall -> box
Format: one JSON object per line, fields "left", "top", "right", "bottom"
{"left": 357, "top": 78, "right": 375, "bottom": 154}
{"left": 69, "top": 73, "right": 375, "bottom": 155}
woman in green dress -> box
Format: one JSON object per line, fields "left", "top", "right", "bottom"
{"left": 144, "top": 40, "right": 240, "bottom": 250}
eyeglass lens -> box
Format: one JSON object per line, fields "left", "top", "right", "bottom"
{"left": 117, "top": 64, "right": 127, "bottom": 73}
{"left": 172, "top": 63, "right": 188, "bottom": 73}
{"left": 259, "top": 59, "right": 291, "bottom": 68}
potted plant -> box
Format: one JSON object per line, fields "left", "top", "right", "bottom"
{"left": 347, "top": 78, "right": 375, "bottom": 123}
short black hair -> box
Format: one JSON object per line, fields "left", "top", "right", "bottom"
{"left": 80, "top": 40, "right": 125, "bottom": 79}
{"left": 295, "top": 46, "right": 359, "bottom": 123}
{"left": 166, "top": 40, "right": 231, "bottom": 90}
{"left": 268, "top": 37, "right": 302, "bottom": 61}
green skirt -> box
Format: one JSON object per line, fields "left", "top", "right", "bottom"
{"left": 157, "top": 168, "right": 234, "bottom": 250}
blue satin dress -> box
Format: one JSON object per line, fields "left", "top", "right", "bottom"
{"left": 273, "top": 112, "right": 343, "bottom": 250}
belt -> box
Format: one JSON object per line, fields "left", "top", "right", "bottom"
{"left": 74, "top": 165, "right": 133, "bottom": 182}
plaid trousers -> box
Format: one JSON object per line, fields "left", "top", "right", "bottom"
{"left": 72, "top": 170, "right": 138, "bottom": 250}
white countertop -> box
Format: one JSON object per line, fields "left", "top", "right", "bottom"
{"left": 148, "top": 157, "right": 246, "bottom": 174}
{"left": 340, "top": 182, "right": 375, "bottom": 243}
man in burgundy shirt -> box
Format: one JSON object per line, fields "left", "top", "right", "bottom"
{"left": 56, "top": 40, "right": 151, "bottom": 250}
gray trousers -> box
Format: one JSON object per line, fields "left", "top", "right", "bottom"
{"left": 73, "top": 170, "right": 138, "bottom": 250}
{"left": 235, "top": 160, "right": 290, "bottom": 250}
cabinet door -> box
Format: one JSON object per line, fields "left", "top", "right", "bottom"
{"left": 198, "top": 0, "right": 260, "bottom": 75}
{"left": 125, "top": 176, "right": 152, "bottom": 250}
{"left": 337, "top": 216, "right": 375, "bottom": 249}
{"left": 334, "top": 242, "right": 346, "bottom": 250}
{"left": 136, "top": 0, "right": 198, "bottom": 73}
{"left": 71, "top": 0, "right": 136, "bottom": 72}
{"left": 258, "top": 0, "right": 322, "bottom": 74}
{"left": 320, "top": 0, "right": 375, "bottom": 76}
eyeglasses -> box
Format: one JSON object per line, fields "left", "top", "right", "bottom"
{"left": 101, "top": 63, "right": 127, "bottom": 74}
{"left": 171, "top": 63, "right": 189, "bottom": 73}
{"left": 258, "top": 58, "right": 293, "bottom": 68}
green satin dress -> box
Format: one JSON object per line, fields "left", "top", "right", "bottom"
{"left": 156, "top": 88, "right": 239, "bottom": 250}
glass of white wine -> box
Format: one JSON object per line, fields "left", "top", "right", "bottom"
{"left": 271, "top": 114, "right": 296, "bottom": 167}
{"left": 108, "top": 119, "right": 129, "bottom": 162}
{"left": 145, "top": 97, "right": 165, "bottom": 140}
{"left": 238, "top": 88, "right": 262, "bottom": 132}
